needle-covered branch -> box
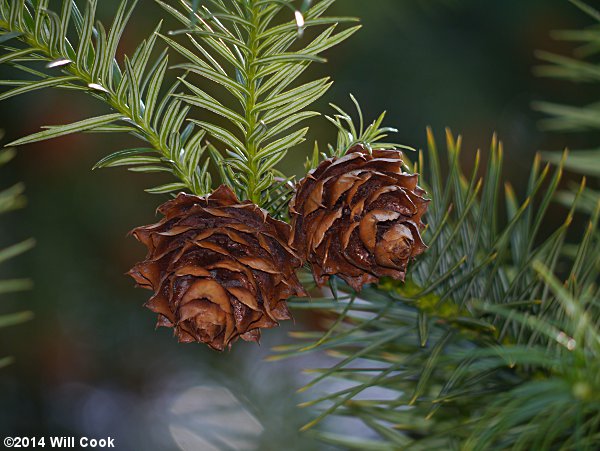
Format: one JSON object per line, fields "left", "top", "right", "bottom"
{"left": 0, "top": 0, "right": 211, "bottom": 195}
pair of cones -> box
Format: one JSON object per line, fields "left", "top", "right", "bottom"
{"left": 128, "top": 145, "right": 429, "bottom": 350}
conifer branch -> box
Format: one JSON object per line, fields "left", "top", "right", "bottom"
{"left": 159, "top": 0, "right": 359, "bottom": 204}
{"left": 0, "top": 0, "right": 211, "bottom": 195}
{"left": 0, "top": 0, "right": 359, "bottom": 207}
{"left": 275, "top": 125, "right": 600, "bottom": 448}
{"left": 534, "top": 0, "right": 600, "bottom": 213}
{"left": 0, "top": 130, "right": 33, "bottom": 369}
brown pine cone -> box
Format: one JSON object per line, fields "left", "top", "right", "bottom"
{"left": 128, "top": 185, "right": 307, "bottom": 351}
{"left": 290, "top": 144, "right": 429, "bottom": 291}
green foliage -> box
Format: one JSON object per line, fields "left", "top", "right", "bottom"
{"left": 158, "top": 0, "right": 359, "bottom": 204}
{"left": 534, "top": 0, "right": 600, "bottom": 134}
{"left": 0, "top": 0, "right": 357, "bottom": 208}
{"left": 463, "top": 261, "right": 600, "bottom": 450}
{"left": 0, "top": 0, "right": 209, "bottom": 195}
{"left": 305, "top": 95, "right": 410, "bottom": 172}
{"left": 534, "top": 0, "right": 600, "bottom": 211}
{"left": 325, "top": 95, "right": 409, "bottom": 156}
{"left": 274, "top": 128, "right": 600, "bottom": 449}
{"left": 0, "top": 131, "right": 33, "bottom": 369}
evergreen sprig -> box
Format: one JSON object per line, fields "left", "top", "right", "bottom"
{"left": 326, "top": 95, "right": 409, "bottom": 156}
{"left": 463, "top": 261, "right": 600, "bottom": 449}
{"left": 305, "top": 96, "right": 411, "bottom": 172}
{"left": 534, "top": 0, "right": 600, "bottom": 212}
{"left": 274, "top": 127, "right": 600, "bottom": 449}
{"left": 157, "top": 0, "right": 359, "bottom": 204}
{"left": 0, "top": 0, "right": 212, "bottom": 195}
{"left": 0, "top": 0, "right": 357, "bottom": 205}
{"left": 0, "top": 130, "right": 33, "bottom": 370}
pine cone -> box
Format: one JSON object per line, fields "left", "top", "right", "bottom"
{"left": 290, "top": 144, "right": 429, "bottom": 291}
{"left": 128, "top": 185, "right": 307, "bottom": 351}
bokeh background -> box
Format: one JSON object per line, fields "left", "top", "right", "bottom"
{"left": 0, "top": 1, "right": 593, "bottom": 449}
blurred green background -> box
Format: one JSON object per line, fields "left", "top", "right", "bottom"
{"left": 0, "top": 1, "right": 592, "bottom": 449}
